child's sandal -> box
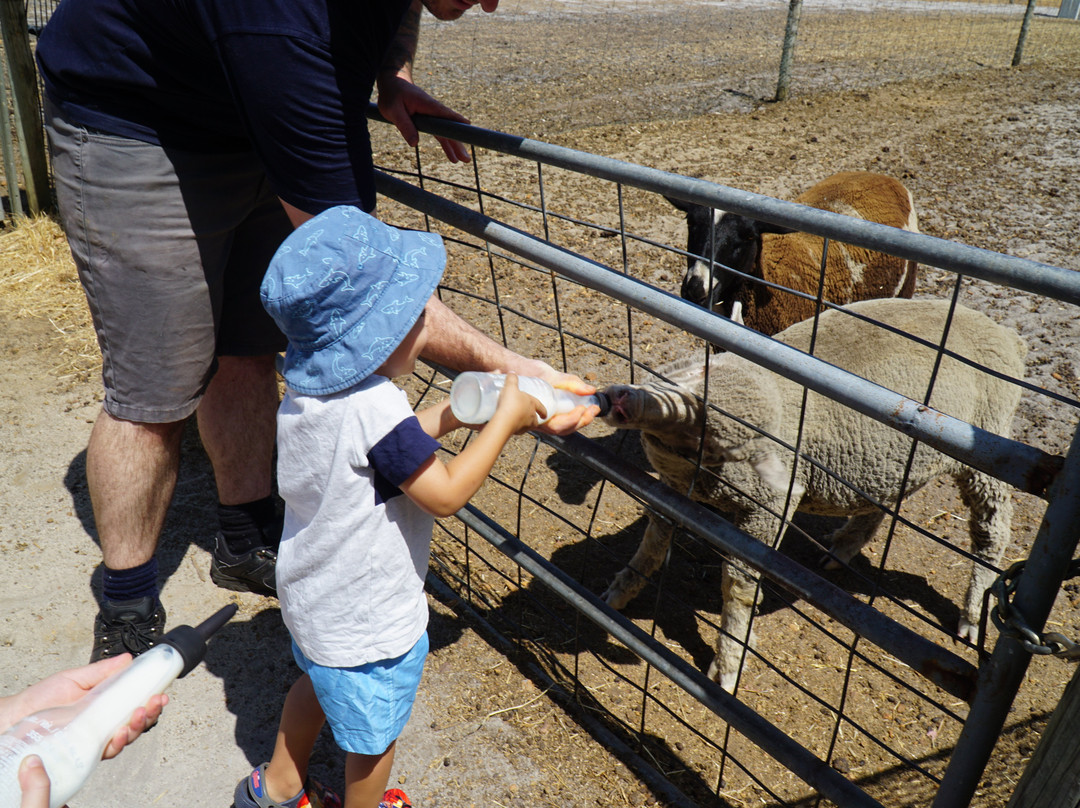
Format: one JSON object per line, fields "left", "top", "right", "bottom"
{"left": 380, "top": 788, "right": 412, "bottom": 808}
{"left": 232, "top": 763, "right": 342, "bottom": 808}
{"left": 304, "top": 776, "right": 342, "bottom": 808}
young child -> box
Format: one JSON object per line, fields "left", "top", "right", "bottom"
{"left": 232, "top": 206, "right": 550, "bottom": 808}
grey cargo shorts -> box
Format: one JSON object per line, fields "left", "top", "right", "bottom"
{"left": 45, "top": 100, "right": 291, "bottom": 423}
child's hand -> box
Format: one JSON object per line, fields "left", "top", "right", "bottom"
{"left": 490, "top": 373, "right": 545, "bottom": 434}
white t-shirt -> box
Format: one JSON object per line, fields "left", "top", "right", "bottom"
{"left": 275, "top": 374, "right": 442, "bottom": 667}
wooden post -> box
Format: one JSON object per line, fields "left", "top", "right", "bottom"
{"left": 1006, "top": 662, "right": 1080, "bottom": 807}
{"left": 0, "top": 0, "right": 50, "bottom": 215}
{"left": 0, "top": 57, "right": 23, "bottom": 221}
{"left": 1012, "top": 0, "right": 1039, "bottom": 66}
{"left": 775, "top": 0, "right": 803, "bottom": 102}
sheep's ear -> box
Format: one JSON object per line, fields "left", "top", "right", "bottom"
{"left": 750, "top": 451, "right": 805, "bottom": 500}
{"left": 665, "top": 195, "right": 700, "bottom": 214}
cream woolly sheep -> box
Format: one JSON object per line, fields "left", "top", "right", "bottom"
{"left": 670, "top": 171, "right": 920, "bottom": 338}
{"left": 600, "top": 298, "right": 1026, "bottom": 691}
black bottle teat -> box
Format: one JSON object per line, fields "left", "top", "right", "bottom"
{"left": 160, "top": 603, "right": 238, "bottom": 678}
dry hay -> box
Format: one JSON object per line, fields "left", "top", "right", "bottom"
{"left": 0, "top": 214, "right": 97, "bottom": 381}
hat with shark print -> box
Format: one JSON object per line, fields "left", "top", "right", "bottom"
{"left": 261, "top": 205, "right": 446, "bottom": 395}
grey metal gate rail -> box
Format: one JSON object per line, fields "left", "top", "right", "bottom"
{"left": 369, "top": 107, "right": 1080, "bottom": 309}
{"left": 454, "top": 502, "right": 885, "bottom": 808}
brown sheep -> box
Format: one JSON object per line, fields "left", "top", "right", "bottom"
{"left": 670, "top": 171, "right": 920, "bottom": 338}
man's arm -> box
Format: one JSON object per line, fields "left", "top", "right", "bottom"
{"left": 375, "top": 0, "right": 473, "bottom": 163}
{"left": 420, "top": 297, "right": 599, "bottom": 435}
{"left": 382, "top": 0, "right": 420, "bottom": 82}
{"left": 421, "top": 297, "right": 590, "bottom": 391}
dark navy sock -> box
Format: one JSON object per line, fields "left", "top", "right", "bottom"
{"left": 102, "top": 558, "right": 159, "bottom": 603}
{"left": 218, "top": 496, "right": 281, "bottom": 556}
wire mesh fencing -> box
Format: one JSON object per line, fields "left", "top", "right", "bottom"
{"left": 415, "top": 0, "right": 1080, "bottom": 132}
{"left": 371, "top": 112, "right": 1080, "bottom": 807}
{"left": 4, "top": 0, "right": 1080, "bottom": 219}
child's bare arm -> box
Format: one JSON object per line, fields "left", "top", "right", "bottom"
{"left": 401, "top": 376, "right": 543, "bottom": 517}
{"left": 413, "top": 399, "right": 463, "bottom": 440}
{"left": 419, "top": 297, "right": 598, "bottom": 435}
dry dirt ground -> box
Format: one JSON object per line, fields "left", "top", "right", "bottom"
{"left": 2, "top": 4, "right": 1080, "bottom": 808}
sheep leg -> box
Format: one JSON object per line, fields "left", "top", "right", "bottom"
{"left": 821, "top": 510, "right": 887, "bottom": 570}
{"left": 602, "top": 513, "right": 675, "bottom": 610}
{"left": 957, "top": 471, "right": 1014, "bottom": 643}
{"left": 707, "top": 507, "right": 781, "bottom": 691}
{"left": 708, "top": 559, "right": 760, "bottom": 692}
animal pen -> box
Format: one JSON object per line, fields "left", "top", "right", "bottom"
{"left": 363, "top": 110, "right": 1080, "bottom": 807}
{"left": 2, "top": 1, "right": 1080, "bottom": 806}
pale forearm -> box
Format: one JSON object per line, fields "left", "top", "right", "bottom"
{"left": 421, "top": 297, "right": 554, "bottom": 379}
{"left": 403, "top": 374, "right": 544, "bottom": 515}
{"left": 404, "top": 416, "right": 518, "bottom": 517}
{"left": 439, "top": 424, "right": 514, "bottom": 510}
{"left": 414, "top": 399, "right": 464, "bottom": 440}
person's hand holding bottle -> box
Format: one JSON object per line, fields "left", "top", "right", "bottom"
{"left": 2, "top": 656, "right": 167, "bottom": 808}
{"left": 490, "top": 373, "right": 549, "bottom": 434}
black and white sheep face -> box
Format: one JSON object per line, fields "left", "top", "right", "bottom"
{"left": 668, "top": 197, "right": 788, "bottom": 322}
{"left": 665, "top": 198, "right": 751, "bottom": 319}
{"left": 669, "top": 173, "right": 919, "bottom": 342}
{"left": 682, "top": 212, "right": 761, "bottom": 318}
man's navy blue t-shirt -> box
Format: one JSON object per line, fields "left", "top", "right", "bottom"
{"left": 36, "top": 0, "right": 412, "bottom": 213}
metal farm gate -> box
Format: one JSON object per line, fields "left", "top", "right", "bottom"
{"left": 370, "top": 110, "right": 1080, "bottom": 807}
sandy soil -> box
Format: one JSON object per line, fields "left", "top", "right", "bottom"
{"left": 2, "top": 4, "right": 1079, "bottom": 808}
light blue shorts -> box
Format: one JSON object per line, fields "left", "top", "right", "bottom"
{"left": 291, "top": 633, "right": 429, "bottom": 756}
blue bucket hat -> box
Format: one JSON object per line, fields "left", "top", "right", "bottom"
{"left": 261, "top": 205, "right": 446, "bottom": 395}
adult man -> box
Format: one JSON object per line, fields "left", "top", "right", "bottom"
{"left": 36, "top": 0, "right": 595, "bottom": 661}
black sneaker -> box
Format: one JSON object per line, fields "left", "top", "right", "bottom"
{"left": 91, "top": 596, "right": 167, "bottom": 662}
{"left": 210, "top": 532, "right": 277, "bottom": 597}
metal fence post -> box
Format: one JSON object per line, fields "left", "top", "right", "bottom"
{"left": 775, "top": 0, "right": 803, "bottom": 101}
{"left": 0, "top": 0, "right": 50, "bottom": 215}
{"left": 932, "top": 429, "right": 1080, "bottom": 807}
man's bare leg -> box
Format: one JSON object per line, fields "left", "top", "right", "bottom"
{"left": 88, "top": 413, "right": 184, "bottom": 570}
{"left": 197, "top": 354, "right": 281, "bottom": 597}
{"left": 87, "top": 411, "right": 184, "bottom": 659}
{"left": 196, "top": 354, "right": 278, "bottom": 506}
{"left": 87, "top": 354, "right": 280, "bottom": 657}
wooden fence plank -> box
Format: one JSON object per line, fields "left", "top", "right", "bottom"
{"left": 0, "top": 0, "right": 50, "bottom": 215}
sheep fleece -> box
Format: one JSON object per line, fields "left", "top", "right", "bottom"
{"left": 743, "top": 172, "right": 918, "bottom": 334}
{"left": 600, "top": 298, "right": 1026, "bottom": 690}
